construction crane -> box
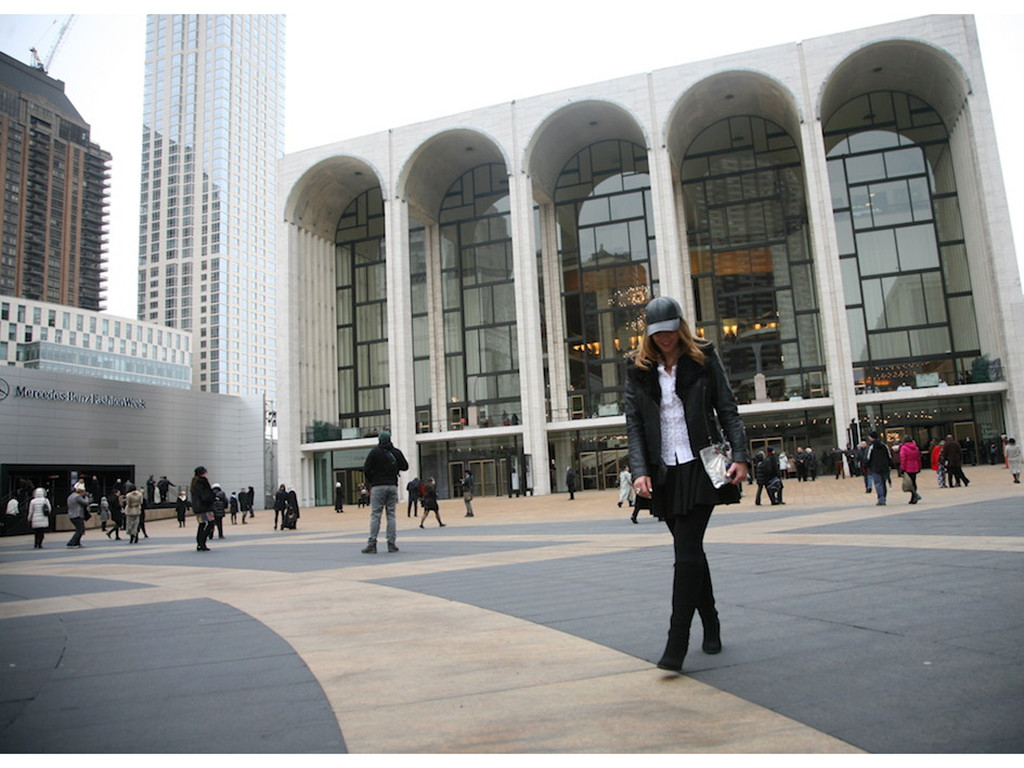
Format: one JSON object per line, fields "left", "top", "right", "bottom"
{"left": 29, "top": 14, "right": 76, "bottom": 74}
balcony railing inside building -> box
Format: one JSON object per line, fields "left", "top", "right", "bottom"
{"left": 301, "top": 357, "right": 1003, "bottom": 443}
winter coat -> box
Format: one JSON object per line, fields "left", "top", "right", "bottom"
{"left": 28, "top": 490, "right": 51, "bottom": 529}
{"left": 190, "top": 475, "right": 215, "bottom": 518}
{"left": 865, "top": 440, "right": 892, "bottom": 475}
{"left": 66, "top": 491, "right": 89, "bottom": 520}
{"left": 363, "top": 439, "right": 409, "bottom": 487}
{"left": 625, "top": 342, "right": 748, "bottom": 499}
{"left": 941, "top": 439, "right": 963, "bottom": 468}
{"left": 899, "top": 441, "right": 923, "bottom": 474}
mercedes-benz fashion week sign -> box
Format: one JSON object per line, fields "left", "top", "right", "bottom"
{"left": 0, "top": 378, "right": 146, "bottom": 409}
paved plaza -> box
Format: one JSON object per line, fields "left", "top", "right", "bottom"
{"left": 1, "top": 464, "right": 1022, "bottom": 754}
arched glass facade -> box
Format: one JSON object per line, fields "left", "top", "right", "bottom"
{"left": 287, "top": 18, "right": 1018, "bottom": 504}
{"left": 335, "top": 189, "right": 389, "bottom": 434}
{"left": 825, "top": 91, "right": 980, "bottom": 391}
{"left": 682, "top": 116, "right": 824, "bottom": 404}
{"left": 439, "top": 164, "right": 518, "bottom": 428}
{"left": 555, "top": 139, "right": 656, "bottom": 419}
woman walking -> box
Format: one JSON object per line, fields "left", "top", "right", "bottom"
{"left": 27, "top": 488, "right": 51, "bottom": 549}
{"left": 418, "top": 478, "right": 446, "bottom": 528}
{"left": 625, "top": 296, "right": 748, "bottom": 673}
{"left": 123, "top": 483, "right": 144, "bottom": 543}
{"left": 175, "top": 490, "right": 191, "bottom": 527}
{"left": 190, "top": 466, "right": 215, "bottom": 552}
{"left": 898, "top": 435, "right": 923, "bottom": 504}
{"left": 1005, "top": 438, "right": 1022, "bottom": 483}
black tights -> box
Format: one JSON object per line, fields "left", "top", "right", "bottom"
{"left": 664, "top": 505, "right": 716, "bottom": 633}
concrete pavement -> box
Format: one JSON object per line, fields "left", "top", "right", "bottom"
{"left": 1, "top": 463, "right": 1022, "bottom": 753}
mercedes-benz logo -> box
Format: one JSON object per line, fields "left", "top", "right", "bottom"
{"left": 0, "top": 378, "right": 9, "bottom": 401}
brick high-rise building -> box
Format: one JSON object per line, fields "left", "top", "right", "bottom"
{"left": 0, "top": 50, "right": 111, "bottom": 311}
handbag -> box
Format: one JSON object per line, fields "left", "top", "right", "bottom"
{"left": 901, "top": 473, "right": 914, "bottom": 492}
{"left": 699, "top": 441, "right": 733, "bottom": 489}
{"left": 700, "top": 388, "right": 733, "bottom": 489}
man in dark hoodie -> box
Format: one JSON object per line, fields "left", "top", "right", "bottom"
{"left": 361, "top": 431, "right": 409, "bottom": 554}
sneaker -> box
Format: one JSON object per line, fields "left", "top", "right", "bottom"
{"left": 361, "top": 543, "right": 377, "bottom": 554}
{"left": 387, "top": 542, "right": 399, "bottom": 553}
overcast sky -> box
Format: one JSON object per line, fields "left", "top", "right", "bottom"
{"left": 2, "top": 3, "right": 1022, "bottom": 319}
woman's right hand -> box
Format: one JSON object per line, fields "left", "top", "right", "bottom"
{"left": 633, "top": 475, "right": 652, "bottom": 498}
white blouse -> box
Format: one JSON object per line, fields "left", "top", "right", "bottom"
{"left": 658, "top": 363, "right": 695, "bottom": 466}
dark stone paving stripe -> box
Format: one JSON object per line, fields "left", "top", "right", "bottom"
{"left": 0, "top": 599, "right": 345, "bottom": 753}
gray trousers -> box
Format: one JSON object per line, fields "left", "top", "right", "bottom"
{"left": 368, "top": 484, "right": 398, "bottom": 544}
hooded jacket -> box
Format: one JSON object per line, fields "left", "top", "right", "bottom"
{"left": 28, "top": 488, "right": 51, "bottom": 529}
{"left": 625, "top": 342, "right": 748, "bottom": 497}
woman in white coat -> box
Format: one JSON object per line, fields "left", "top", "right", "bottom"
{"left": 27, "top": 488, "right": 51, "bottom": 549}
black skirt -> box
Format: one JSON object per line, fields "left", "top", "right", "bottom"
{"left": 646, "top": 460, "right": 741, "bottom": 519}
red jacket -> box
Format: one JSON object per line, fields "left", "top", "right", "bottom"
{"left": 900, "top": 441, "right": 923, "bottom": 473}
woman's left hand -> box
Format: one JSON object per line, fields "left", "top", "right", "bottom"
{"left": 727, "top": 462, "right": 748, "bottom": 485}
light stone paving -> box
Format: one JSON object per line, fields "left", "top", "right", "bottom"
{"left": 2, "top": 463, "right": 1019, "bottom": 753}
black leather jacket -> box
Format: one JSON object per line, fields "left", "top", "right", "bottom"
{"left": 624, "top": 342, "right": 749, "bottom": 488}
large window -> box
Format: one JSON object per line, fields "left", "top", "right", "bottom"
{"left": 439, "top": 164, "right": 519, "bottom": 427}
{"left": 825, "top": 91, "right": 979, "bottom": 391}
{"left": 682, "top": 116, "right": 823, "bottom": 403}
{"left": 555, "top": 140, "right": 656, "bottom": 418}
{"left": 336, "top": 189, "right": 389, "bottom": 434}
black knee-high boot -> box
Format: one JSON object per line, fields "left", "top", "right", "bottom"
{"left": 658, "top": 561, "right": 701, "bottom": 671}
{"left": 697, "top": 556, "right": 722, "bottom": 654}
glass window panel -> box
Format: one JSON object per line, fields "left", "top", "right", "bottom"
{"left": 941, "top": 243, "right": 972, "bottom": 293}
{"left": 338, "top": 370, "right": 354, "bottom": 412}
{"left": 414, "top": 358, "right": 431, "bottom": 406}
{"left": 446, "top": 355, "right": 465, "bottom": 400}
{"left": 593, "top": 222, "right": 630, "bottom": 259}
{"left": 579, "top": 198, "right": 610, "bottom": 226}
{"left": 336, "top": 327, "right": 353, "bottom": 365}
{"left": 848, "top": 130, "right": 900, "bottom": 155}
{"left": 862, "top": 279, "right": 886, "bottom": 330}
{"left": 884, "top": 147, "right": 925, "bottom": 177}
{"left": 869, "top": 180, "right": 912, "bottom": 227}
{"left": 845, "top": 153, "right": 886, "bottom": 184}
{"left": 949, "top": 296, "right": 980, "bottom": 351}
{"left": 909, "top": 177, "right": 932, "bottom": 221}
{"left": 578, "top": 227, "right": 597, "bottom": 263}
{"left": 856, "top": 229, "right": 898, "bottom": 275}
{"left": 464, "top": 288, "right": 484, "bottom": 326}
{"left": 850, "top": 187, "right": 872, "bottom": 230}
{"left": 895, "top": 224, "right": 940, "bottom": 270}
{"left": 796, "top": 315, "right": 822, "bottom": 366}
{"left": 934, "top": 197, "right": 964, "bottom": 241}
{"left": 880, "top": 275, "right": 926, "bottom": 326}
{"left": 870, "top": 330, "right": 910, "bottom": 359}
{"left": 336, "top": 287, "right": 352, "bottom": 323}
{"left": 909, "top": 327, "right": 950, "bottom": 356}
{"left": 834, "top": 211, "right": 855, "bottom": 254}
{"left": 628, "top": 219, "right": 649, "bottom": 261}
{"left": 840, "top": 257, "right": 861, "bottom": 306}
{"left": 610, "top": 191, "right": 644, "bottom": 220}
{"left": 465, "top": 329, "right": 481, "bottom": 372}
{"left": 922, "top": 271, "right": 947, "bottom": 323}
{"left": 444, "top": 313, "right": 463, "bottom": 352}
{"left": 355, "top": 303, "right": 383, "bottom": 340}
{"left": 493, "top": 283, "right": 516, "bottom": 323}
{"left": 791, "top": 263, "right": 816, "bottom": 307}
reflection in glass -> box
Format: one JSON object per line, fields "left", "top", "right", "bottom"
{"left": 825, "top": 91, "right": 979, "bottom": 390}
{"left": 682, "top": 115, "right": 824, "bottom": 403}
{"left": 555, "top": 140, "right": 655, "bottom": 418}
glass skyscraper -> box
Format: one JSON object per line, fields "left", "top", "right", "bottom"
{"left": 138, "top": 14, "right": 285, "bottom": 400}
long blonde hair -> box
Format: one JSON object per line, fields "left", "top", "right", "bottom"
{"left": 632, "top": 318, "right": 707, "bottom": 370}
